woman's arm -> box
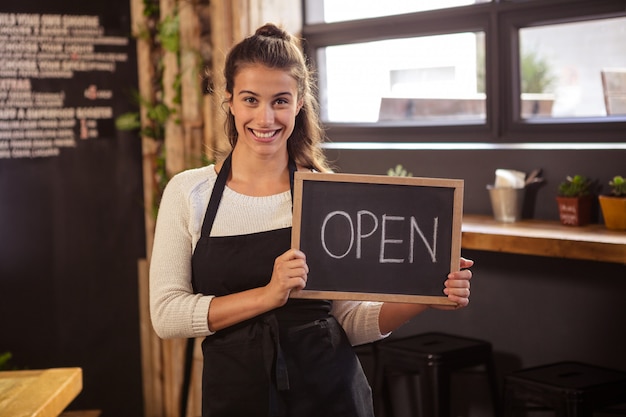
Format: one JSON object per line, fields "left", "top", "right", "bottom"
{"left": 150, "top": 177, "right": 309, "bottom": 336}
{"left": 378, "top": 257, "right": 474, "bottom": 334}
{"left": 207, "top": 249, "right": 308, "bottom": 332}
{"left": 150, "top": 174, "right": 213, "bottom": 339}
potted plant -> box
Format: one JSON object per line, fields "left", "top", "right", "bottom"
{"left": 598, "top": 175, "right": 626, "bottom": 230}
{"left": 556, "top": 175, "right": 594, "bottom": 226}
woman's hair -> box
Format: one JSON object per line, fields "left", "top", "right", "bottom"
{"left": 223, "top": 23, "right": 330, "bottom": 172}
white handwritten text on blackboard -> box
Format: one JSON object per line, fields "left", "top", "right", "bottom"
{"left": 320, "top": 210, "right": 438, "bottom": 263}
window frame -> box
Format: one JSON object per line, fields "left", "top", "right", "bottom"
{"left": 301, "top": 0, "right": 626, "bottom": 143}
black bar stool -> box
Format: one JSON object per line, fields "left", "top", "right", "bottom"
{"left": 375, "top": 332, "right": 500, "bottom": 417}
{"left": 503, "top": 361, "right": 626, "bottom": 417}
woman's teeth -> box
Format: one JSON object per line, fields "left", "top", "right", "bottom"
{"left": 252, "top": 130, "right": 276, "bottom": 138}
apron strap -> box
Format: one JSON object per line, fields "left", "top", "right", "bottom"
{"left": 199, "top": 152, "right": 297, "bottom": 238}
{"left": 288, "top": 157, "right": 296, "bottom": 206}
{"left": 200, "top": 152, "right": 232, "bottom": 238}
{"left": 262, "top": 315, "right": 289, "bottom": 416}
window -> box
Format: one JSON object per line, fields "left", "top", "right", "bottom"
{"left": 302, "top": 0, "right": 626, "bottom": 143}
{"left": 319, "top": 32, "right": 486, "bottom": 124}
{"left": 519, "top": 17, "right": 626, "bottom": 119}
{"left": 305, "top": 0, "right": 490, "bottom": 24}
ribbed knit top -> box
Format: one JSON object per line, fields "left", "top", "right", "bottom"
{"left": 149, "top": 165, "right": 387, "bottom": 346}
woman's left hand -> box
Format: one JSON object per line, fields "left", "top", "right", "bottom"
{"left": 433, "top": 257, "right": 473, "bottom": 310}
{"left": 378, "top": 257, "right": 474, "bottom": 333}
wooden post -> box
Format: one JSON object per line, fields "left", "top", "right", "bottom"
{"left": 161, "top": 0, "right": 185, "bottom": 178}
{"left": 179, "top": 1, "right": 204, "bottom": 169}
{"left": 207, "top": 0, "right": 234, "bottom": 161}
{"left": 130, "top": 0, "right": 163, "bottom": 415}
{"left": 137, "top": 259, "right": 164, "bottom": 417}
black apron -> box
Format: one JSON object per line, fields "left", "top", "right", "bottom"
{"left": 191, "top": 153, "right": 374, "bottom": 417}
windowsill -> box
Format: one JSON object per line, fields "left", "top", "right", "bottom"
{"left": 461, "top": 214, "right": 626, "bottom": 264}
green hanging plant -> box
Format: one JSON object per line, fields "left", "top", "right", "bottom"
{"left": 142, "top": 0, "right": 159, "bottom": 18}
{"left": 115, "top": 90, "right": 172, "bottom": 140}
{"left": 116, "top": 1, "right": 211, "bottom": 219}
{"left": 158, "top": 13, "right": 180, "bottom": 54}
{"left": 115, "top": 111, "right": 142, "bottom": 131}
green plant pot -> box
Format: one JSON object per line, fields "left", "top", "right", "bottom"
{"left": 598, "top": 195, "right": 626, "bottom": 230}
{"left": 556, "top": 196, "right": 592, "bottom": 226}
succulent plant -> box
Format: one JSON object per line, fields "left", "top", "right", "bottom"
{"left": 608, "top": 175, "right": 626, "bottom": 197}
{"left": 557, "top": 175, "right": 592, "bottom": 198}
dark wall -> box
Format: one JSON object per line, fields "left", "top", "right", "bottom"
{"left": 328, "top": 147, "right": 626, "bottom": 413}
{"left": 0, "top": 138, "right": 145, "bottom": 416}
{"left": 324, "top": 147, "right": 625, "bottom": 222}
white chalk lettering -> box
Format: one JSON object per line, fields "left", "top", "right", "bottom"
{"left": 380, "top": 215, "right": 404, "bottom": 264}
{"left": 0, "top": 12, "right": 128, "bottom": 159}
{"left": 0, "top": 14, "right": 17, "bottom": 26}
{"left": 357, "top": 210, "right": 377, "bottom": 259}
{"left": 410, "top": 216, "right": 438, "bottom": 263}
{"left": 321, "top": 211, "right": 354, "bottom": 259}
{"left": 319, "top": 210, "right": 439, "bottom": 263}
{"left": 0, "top": 78, "right": 31, "bottom": 90}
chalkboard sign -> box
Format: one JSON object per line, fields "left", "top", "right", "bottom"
{"left": 0, "top": 1, "right": 144, "bottom": 415}
{"left": 291, "top": 172, "right": 464, "bottom": 305}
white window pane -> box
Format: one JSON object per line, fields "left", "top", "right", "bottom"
{"left": 306, "top": 0, "right": 491, "bottom": 24}
{"left": 318, "top": 32, "right": 486, "bottom": 124}
{"left": 519, "top": 17, "right": 626, "bottom": 119}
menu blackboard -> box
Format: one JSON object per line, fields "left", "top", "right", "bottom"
{"left": 291, "top": 172, "right": 464, "bottom": 305}
{"left": 0, "top": 1, "right": 143, "bottom": 416}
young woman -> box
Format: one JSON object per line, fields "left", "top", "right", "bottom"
{"left": 150, "top": 23, "right": 473, "bottom": 417}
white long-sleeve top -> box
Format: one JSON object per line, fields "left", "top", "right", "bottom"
{"left": 149, "top": 164, "right": 388, "bottom": 346}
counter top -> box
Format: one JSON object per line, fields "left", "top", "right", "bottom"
{"left": 0, "top": 368, "right": 82, "bottom": 417}
{"left": 462, "top": 214, "right": 626, "bottom": 264}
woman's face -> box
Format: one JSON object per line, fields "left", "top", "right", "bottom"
{"left": 229, "top": 64, "right": 302, "bottom": 158}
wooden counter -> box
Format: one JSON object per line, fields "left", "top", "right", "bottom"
{"left": 462, "top": 214, "right": 626, "bottom": 264}
{"left": 0, "top": 368, "right": 82, "bottom": 417}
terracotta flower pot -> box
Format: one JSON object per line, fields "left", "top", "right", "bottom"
{"left": 556, "top": 196, "right": 592, "bottom": 226}
{"left": 598, "top": 195, "right": 626, "bottom": 230}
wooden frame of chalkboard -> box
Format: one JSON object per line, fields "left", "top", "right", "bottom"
{"left": 291, "top": 172, "right": 464, "bottom": 305}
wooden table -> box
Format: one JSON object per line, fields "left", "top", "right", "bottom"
{"left": 462, "top": 214, "right": 626, "bottom": 264}
{"left": 0, "top": 368, "right": 82, "bottom": 417}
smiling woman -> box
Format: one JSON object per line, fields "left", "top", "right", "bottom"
{"left": 149, "top": 23, "right": 473, "bottom": 417}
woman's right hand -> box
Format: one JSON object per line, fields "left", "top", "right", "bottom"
{"left": 207, "top": 249, "right": 309, "bottom": 332}
{"left": 265, "top": 249, "right": 309, "bottom": 308}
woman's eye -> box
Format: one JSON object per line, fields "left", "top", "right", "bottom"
{"left": 275, "top": 98, "right": 288, "bottom": 105}
{"left": 244, "top": 97, "right": 257, "bottom": 104}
